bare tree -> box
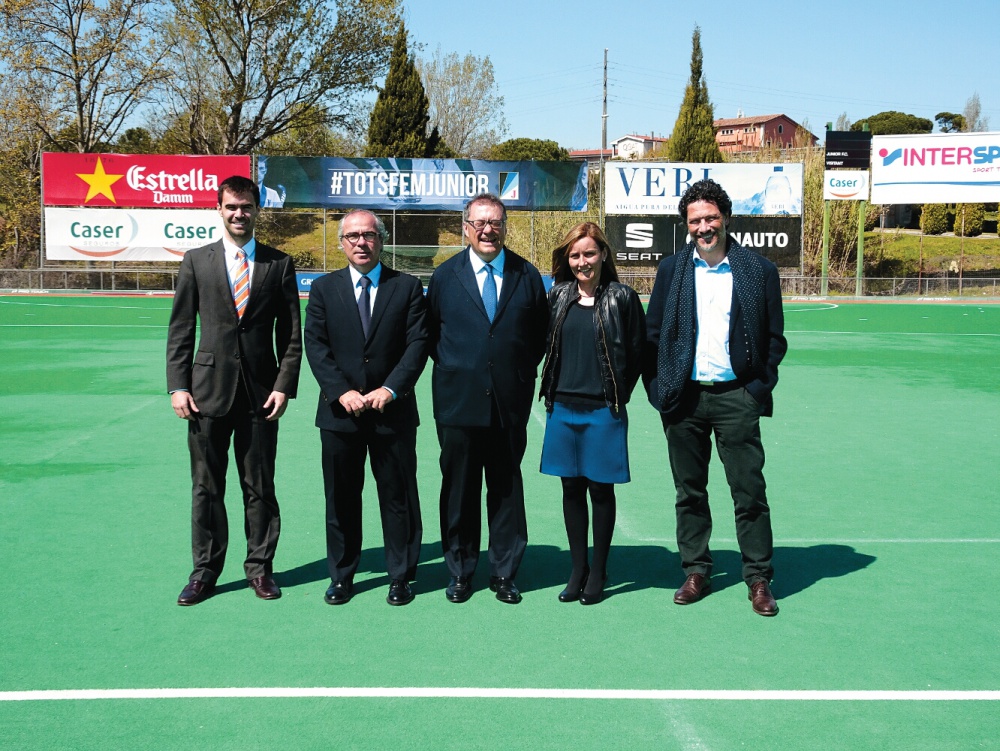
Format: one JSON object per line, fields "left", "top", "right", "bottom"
{"left": 416, "top": 46, "right": 508, "bottom": 157}
{"left": 161, "top": 0, "right": 401, "bottom": 155}
{"left": 0, "top": 0, "right": 171, "bottom": 152}
{"left": 962, "top": 92, "right": 989, "bottom": 132}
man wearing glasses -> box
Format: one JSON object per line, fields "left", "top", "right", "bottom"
{"left": 644, "top": 179, "right": 786, "bottom": 617}
{"left": 304, "top": 209, "right": 429, "bottom": 606}
{"left": 427, "top": 193, "right": 548, "bottom": 604}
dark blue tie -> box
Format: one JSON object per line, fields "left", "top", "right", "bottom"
{"left": 358, "top": 276, "right": 371, "bottom": 337}
{"left": 482, "top": 264, "right": 497, "bottom": 323}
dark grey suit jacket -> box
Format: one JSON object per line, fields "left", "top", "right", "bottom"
{"left": 166, "top": 239, "right": 302, "bottom": 417}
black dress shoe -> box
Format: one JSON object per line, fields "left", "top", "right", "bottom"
{"left": 558, "top": 567, "right": 590, "bottom": 603}
{"left": 324, "top": 581, "right": 352, "bottom": 605}
{"left": 446, "top": 576, "right": 472, "bottom": 603}
{"left": 579, "top": 573, "right": 607, "bottom": 606}
{"left": 490, "top": 577, "right": 522, "bottom": 604}
{"left": 387, "top": 579, "right": 414, "bottom": 606}
{"left": 249, "top": 575, "right": 281, "bottom": 600}
{"left": 177, "top": 579, "right": 215, "bottom": 606}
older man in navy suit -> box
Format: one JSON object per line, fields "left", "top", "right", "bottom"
{"left": 167, "top": 175, "right": 302, "bottom": 606}
{"left": 305, "top": 209, "right": 429, "bottom": 607}
{"left": 427, "top": 193, "right": 548, "bottom": 604}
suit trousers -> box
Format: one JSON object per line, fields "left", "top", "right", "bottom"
{"left": 664, "top": 385, "right": 773, "bottom": 584}
{"left": 321, "top": 426, "right": 422, "bottom": 583}
{"left": 437, "top": 419, "right": 529, "bottom": 580}
{"left": 187, "top": 378, "right": 280, "bottom": 582}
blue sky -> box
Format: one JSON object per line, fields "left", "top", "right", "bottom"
{"left": 405, "top": 0, "right": 1000, "bottom": 150}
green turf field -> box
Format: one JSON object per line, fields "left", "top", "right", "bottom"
{"left": 1, "top": 296, "right": 998, "bottom": 750}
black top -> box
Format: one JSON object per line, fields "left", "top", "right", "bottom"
{"left": 555, "top": 302, "right": 604, "bottom": 405}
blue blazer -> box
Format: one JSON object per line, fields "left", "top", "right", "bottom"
{"left": 427, "top": 247, "right": 548, "bottom": 428}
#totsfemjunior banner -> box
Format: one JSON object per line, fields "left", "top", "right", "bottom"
{"left": 257, "top": 156, "right": 588, "bottom": 211}
{"left": 870, "top": 132, "right": 1000, "bottom": 204}
{"left": 45, "top": 207, "right": 222, "bottom": 261}
{"left": 43, "top": 153, "right": 251, "bottom": 208}
{"left": 604, "top": 162, "right": 803, "bottom": 216}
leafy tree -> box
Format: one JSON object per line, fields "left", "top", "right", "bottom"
{"left": 365, "top": 23, "right": 438, "bottom": 158}
{"left": 851, "top": 111, "right": 932, "bottom": 135}
{"left": 488, "top": 138, "right": 569, "bottom": 161}
{"left": 962, "top": 92, "right": 989, "bottom": 132}
{"left": 834, "top": 112, "right": 852, "bottom": 131}
{"left": 0, "top": 79, "right": 44, "bottom": 268}
{"left": 0, "top": 0, "right": 170, "bottom": 152}
{"left": 667, "top": 26, "right": 723, "bottom": 163}
{"left": 954, "top": 203, "right": 984, "bottom": 236}
{"left": 115, "top": 127, "right": 158, "bottom": 154}
{"left": 935, "top": 112, "right": 966, "bottom": 133}
{"left": 920, "top": 204, "right": 948, "bottom": 235}
{"left": 417, "top": 46, "right": 508, "bottom": 157}
{"left": 164, "top": 0, "right": 401, "bottom": 154}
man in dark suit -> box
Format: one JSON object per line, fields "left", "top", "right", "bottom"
{"left": 167, "top": 175, "right": 302, "bottom": 606}
{"left": 645, "top": 179, "right": 787, "bottom": 617}
{"left": 427, "top": 193, "right": 548, "bottom": 604}
{"left": 304, "top": 209, "right": 428, "bottom": 606}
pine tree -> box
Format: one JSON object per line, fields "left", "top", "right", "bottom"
{"left": 365, "top": 23, "right": 434, "bottom": 158}
{"left": 667, "top": 27, "right": 723, "bottom": 163}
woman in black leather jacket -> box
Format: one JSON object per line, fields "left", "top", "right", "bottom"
{"left": 539, "top": 222, "right": 645, "bottom": 604}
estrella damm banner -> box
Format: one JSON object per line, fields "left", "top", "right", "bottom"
{"left": 43, "top": 153, "right": 251, "bottom": 208}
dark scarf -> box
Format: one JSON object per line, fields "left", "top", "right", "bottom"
{"left": 656, "top": 236, "right": 766, "bottom": 413}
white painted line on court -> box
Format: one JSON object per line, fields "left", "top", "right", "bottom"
{"left": 0, "top": 324, "right": 168, "bottom": 328}
{"left": 1, "top": 687, "right": 998, "bottom": 702}
{"left": 785, "top": 329, "right": 1000, "bottom": 337}
{"left": 0, "top": 300, "right": 172, "bottom": 310}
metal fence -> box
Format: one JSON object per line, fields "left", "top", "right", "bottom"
{"left": 3, "top": 266, "right": 998, "bottom": 299}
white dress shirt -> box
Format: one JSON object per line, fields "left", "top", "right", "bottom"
{"left": 223, "top": 236, "right": 256, "bottom": 296}
{"left": 348, "top": 262, "right": 382, "bottom": 315}
{"left": 691, "top": 251, "right": 737, "bottom": 383}
{"left": 469, "top": 247, "right": 505, "bottom": 299}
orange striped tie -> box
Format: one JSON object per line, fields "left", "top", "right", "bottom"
{"left": 233, "top": 250, "right": 250, "bottom": 319}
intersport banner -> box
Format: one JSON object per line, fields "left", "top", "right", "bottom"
{"left": 605, "top": 162, "right": 803, "bottom": 216}
{"left": 44, "top": 207, "right": 221, "bottom": 261}
{"left": 257, "top": 156, "right": 588, "bottom": 211}
{"left": 870, "top": 132, "right": 1000, "bottom": 203}
{"left": 43, "top": 153, "right": 251, "bottom": 208}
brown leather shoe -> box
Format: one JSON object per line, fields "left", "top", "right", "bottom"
{"left": 177, "top": 579, "right": 215, "bottom": 606}
{"left": 748, "top": 580, "right": 778, "bottom": 616}
{"left": 249, "top": 575, "right": 281, "bottom": 600}
{"left": 673, "top": 573, "right": 711, "bottom": 605}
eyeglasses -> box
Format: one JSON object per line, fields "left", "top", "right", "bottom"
{"left": 342, "top": 231, "right": 379, "bottom": 244}
{"left": 465, "top": 218, "right": 505, "bottom": 231}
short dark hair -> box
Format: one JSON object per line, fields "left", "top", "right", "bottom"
{"left": 463, "top": 192, "right": 507, "bottom": 222}
{"left": 218, "top": 175, "right": 260, "bottom": 207}
{"left": 678, "top": 179, "right": 732, "bottom": 222}
{"left": 550, "top": 221, "right": 620, "bottom": 285}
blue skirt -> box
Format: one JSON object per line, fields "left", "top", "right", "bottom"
{"left": 540, "top": 402, "right": 631, "bottom": 484}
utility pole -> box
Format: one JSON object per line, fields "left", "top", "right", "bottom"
{"left": 600, "top": 48, "right": 607, "bottom": 226}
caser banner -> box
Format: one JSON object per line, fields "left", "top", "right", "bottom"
{"left": 870, "top": 132, "right": 1000, "bottom": 203}
{"left": 605, "top": 215, "right": 801, "bottom": 268}
{"left": 44, "top": 207, "right": 222, "bottom": 261}
{"left": 605, "top": 162, "right": 803, "bottom": 216}
{"left": 823, "top": 170, "right": 869, "bottom": 201}
{"left": 42, "top": 153, "right": 251, "bottom": 208}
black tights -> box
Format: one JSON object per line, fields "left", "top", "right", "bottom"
{"left": 561, "top": 477, "right": 616, "bottom": 595}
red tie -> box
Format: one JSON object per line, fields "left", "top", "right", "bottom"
{"left": 233, "top": 250, "right": 249, "bottom": 319}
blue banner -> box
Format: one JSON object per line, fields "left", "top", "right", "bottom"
{"left": 258, "top": 156, "right": 588, "bottom": 212}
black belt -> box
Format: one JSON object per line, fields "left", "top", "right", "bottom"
{"left": 692, "top": 379, "right": 742, "bottom": 393}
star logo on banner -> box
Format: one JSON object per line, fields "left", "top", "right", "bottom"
{"left": 76, "top": 157, "right": 124, "bottom": 203}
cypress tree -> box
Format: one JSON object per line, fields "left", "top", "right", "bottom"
{"left": 920, "top": 204, "right": 948, "bottom": 235}
{"left": 365, "top": 23, "right": 432, "bottom": 158}
{"left": 667, "top": 27, "right": 724, "bottom": 163}
{"left": 954, "top": 203, "right": 985, "bottom": 236}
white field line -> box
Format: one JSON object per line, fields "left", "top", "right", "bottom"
{"left": 1, "top": 687, "right": 998, "bottom": 702}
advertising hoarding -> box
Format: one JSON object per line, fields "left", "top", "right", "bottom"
{"left": 823, "top": 170, "right": 870, "bottom": 200}
{"left": 43, "top": 153, "right": 251, "bottom": 208}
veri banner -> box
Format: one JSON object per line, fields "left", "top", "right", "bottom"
{"left": 257, "top": 156, "right": 588, "bottom": 211}
{"left": 870, "top": 132, "right": 1000, "bottom": 203}
{"left": 43, "top": 153, "right": 251, "bottom": 208}
{"left": 44, "top": 207, "right": 222, "bottom": 261}
{"left": 604, "top": 162, "right": 803, "bottom": 216}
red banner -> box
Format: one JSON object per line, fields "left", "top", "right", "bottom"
{"left": 42, "top": 153, "right": 252, "bottom": 208}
